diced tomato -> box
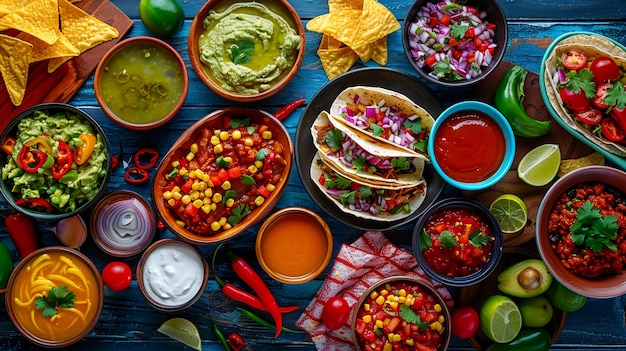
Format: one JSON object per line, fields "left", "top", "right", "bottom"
{"left": 227, "top": 166, "right": 242, "bottom": 179}
{"left": 184, "top": 203, "right": 198, "bottom": 217}
{"left": 257, "top": 185, "right": 270, "bottom": 197}
{"left": 181, "top": 178, "right": 194, "bottom": 194}
{"left": 440, "top": 14, "right": 450, "bottom": 26}
{"left": 217, "top": 168, "right": 229, "bottom": 182}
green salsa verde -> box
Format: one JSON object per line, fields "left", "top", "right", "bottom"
{"left": 98, "top": 43, "right": 185, "bottom": 125}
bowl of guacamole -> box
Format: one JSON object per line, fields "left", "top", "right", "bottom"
{"left": 0, "top": 103, "right": 111, "bottom": 220}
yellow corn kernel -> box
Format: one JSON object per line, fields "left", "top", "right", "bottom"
{"left": 188, "top": 170, "right": 197, "bottom": 179}
{"left": 202, "top": 173, "right": 210, "bottom": 182}
{"left": 244, "top": 138, "right": 254, "bottom": 146}
{"left": 171, "top": 160, "right": 180, "bottom": 168}
{"left": 383, "top": 343, "right": 392, "bottom": 351}
{"left": 380, "top": 289, "right": 389, "bottom": 296}
{"left": 389, "top": 301, "right": 398, "bottom": 310}
{"left": 375, "top": 320, "right": 384, "bottom": 329}
{"left": 392, "top": 334, "right": 401, "bottom": 342}
{"left": 210, "top": 221, "right": 221, "bottom": 231}
{"left": 219, "top": 131, "right": 229, "bottom": 141}
{"left": 175, "top": 220, "right": 185, "bottom": 227}
{"left": 370, "top": 291, "right": 379, "bottom": 300}
{"left": 181, "top": 195, "right": 191, "bottom": 205}
{"left": 201, "top": 204, "right": 211, "bottom": 214}
{"left": 405, "top": 339, "right": 414, "bottom": 347}
{"left": 364, "top": 303, "right": 371, "bottom": 312}
{"left": 430, "top": 321, "right": 442, "bottom": 332}
{"left": 254, "top": 160, "right": 263, "bottom": 168}
{"left": 193, "top": 169, "right": 204, "bottom": 179}
{"left": 254, "top": 196, "right": 265, "bottom": 206}
{"left": 163, "top": 191, "right": 173, "bottom": 200}
{"left": 386, "top": 294, "right": 394, "bottom": 301}
{"left": 179, "top": 168, "right": 188, "bottom": 176}
{"left": 361, "top": 315, "right": 372, "bottom": 323}
{"left": 398, "top": 296, "right": 407, "bottom": 304}
{"left": 221, "top": 180, "right": 231, "bottom": 190}
{"left": 223, "top": 156, "right": 233, "bottom": 164}
{"left": 186, "top": 152, "right": 195, "bottom": 161}
{"left": 190, "top": 143, "right": 198, "bottom": 154}
{"left": 248, "top": 165, "right": 258, "bottom": 173}
{"left": 189, "top": 191, "right": 200, "bottom": 201}
{"left": 167, "top": 199, "right": 176, "bottom": 207}
{"left": 385, "top": 284, "right": 392, "bottom": 291}
{"left": 434, "top": 304, "right": 442, "bottom": 312}
{"left": 172, "top": 192, "right": 182, "bottom": 200}
{"left": 212, "top": 193, "right": 222, "bottom": 203}
{"left": 192, "top": 181, "right": 206, "bottom": 191}
{"left": 214, "top": 144, "right": 223, "bottom": 154}
{"left": 193, "top": 199, "right": 203, "bottom": 208}
{"left": 438, "top": 315, "right": 445, "bottom": 324}
{"left": 203, "top": 197, "right": 212, "bottom": 205}
{"left": 210, "top": 203, "right": 217, "bottom": 211}
{"left": 171, "top": 186, "right": 181, "bottom": 193}
{"left": 232, "top": 130, "right": 241, "bottom": 140}
{"left": 261, "top": 130, "right": 272, "bottom": 139}
{"left": 225, "top": 198, "right": 235, "bottom": 207}
{"left": 218, "top": 217, "right": 227, "bottom": 226}
{"left": 375, "top": 295, "right": 385, "bottom": 305}
{"left": 266, "top": 183, "right": 275, "bottom": 192}
{"left": 210, "top": 135, "right": 221, "bottom": 145}
{"left": 398, "top": 289, "right": 407, "bottom": 297}
{"left": 223, "top": 223, "right": 232, "bottom": 230}
{"left": 204, "top": 188, "right": 213, "bottom": 198}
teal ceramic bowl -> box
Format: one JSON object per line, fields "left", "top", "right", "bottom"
{"left": 427, "top": 101, "right": 515, "bottom": 191}
{"left": 539, "top": 31, "right": 626, "bottom": 170}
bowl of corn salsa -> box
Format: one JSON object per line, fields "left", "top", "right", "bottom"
{"left": 152, "top": 107, "right": 293, "bottom": 245}
{"left": 351, "top": 276, "right": 451, "bottom": 351}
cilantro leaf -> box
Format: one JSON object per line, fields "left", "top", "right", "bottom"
{"left": 35, "top": 286, "right": 76, "bottom": 318}
{"left": 359, "top": 186, "right": 372, "bottom": 198}
{"left": 230, "top": 40, "right": 255, "bottom": 65}
{"left": 333, "top": 173, "right": 352, "bottom": 190}
{"left": 391, "top": 157, "right": 410, "bottom": 171}
{"left": 229, "top": 118, "right": 250, "bottom": 128}
{"left": 228, "top": 204, "right": 251, "bottom": 226}
{"left": 603, "top": 82, "right": 626, "bottom": 109}
{"left": 450, "top": 25, "right": 469, "bottom": 41}
{"left": 564, "top": 69, "right": 597, "bottom": 98}
{"left": 413, "top": 139, "right": 427, "bottom": 153}
{"left": 420, "top": 229, "right": 432, "bottom": 250}
{"left": 325, "top": 129, "right": 345, "bottom": 150}
{"left": 403, "top": 119, "right": 423, "bottom": 135}
{"left": 353, "top": 155, "right": 367, "bottom": 172}
{"left": 241, "top": 174, "right": 256, "bottom": 185}
{"left": 216, "top": 155, "right": 230, "bottom": 168}
{"left": 438, "top": 230, "right": 458, "bottom": 249}
{"left": 256, "top": 148, "right": 269, "bottom": 161}
{"left": 222, "top": 189, "right": 237, "bottom": 204}
{"left": 469, "top": 230, "right": 489, "bottom": 247}
{"left": 432, "top": 59, "right": 453, "bottom": 78}
{"left": 369, "top": 123, "right": 385, "bottom": 137}
{"left": 570, "top": 201, "right": 619, "bottom": 253}
{"left": 399, "top": 304, "right": 429, "bottom": 330}
{"left": 339, "top": 191, "right": 356, "bottom": 206}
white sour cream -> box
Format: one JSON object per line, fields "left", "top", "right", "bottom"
{"left": 142, "top": 241, "right": 205, "bottom": 307}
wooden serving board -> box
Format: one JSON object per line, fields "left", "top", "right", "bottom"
{"left": 0, "top": 0, "right": 133, "bottom": 132}
{"left": 464, "top": 60, "right": 595, "bottom": 245}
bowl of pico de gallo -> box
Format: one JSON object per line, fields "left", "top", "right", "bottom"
{"left": 402, "top": 0, "right": 507, "bottom": 87}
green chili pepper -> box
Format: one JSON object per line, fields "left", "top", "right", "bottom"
{"left": 494, "top": 65, "right": 552, "bottom": 138}
{"left": 208, "top": 316, "right": 233, "bottom": 351}
{"left": 236, "top": 307, "right": 303, "bottom": 333}
{"left": 486, "top": 328, "right": 551, "bottom": 351}
{"left": 0, "top": 242, "right": 13, "bottom": 289}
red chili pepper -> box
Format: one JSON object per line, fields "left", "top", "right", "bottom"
{"left": 133, "top": 147, "right": 160, "bottom": 169}
{"left": 50, "top": 140, "right": 73, "bottom": 179}
{"left": 5, "top": 212, "right": 38, "bottom": 259}
{"left": 227, "top": 333, "right": 248, "bottom": 351}
{"left": 17, "top": 146, "right": 47, "bottom": 172}
{"left": 225, "top": 244, "right": 282, "bottom": 338}
{"left": 124, "top": 166, "right": 150, "bottom": 184}
{"left": 272, "top": 98, "right": 305, "bottom": 121}
{"left": 15, "top": 198, "right": 55, "bottom": 212}
{"left": 211, "top": 244, "right": 298, "bottom": 314}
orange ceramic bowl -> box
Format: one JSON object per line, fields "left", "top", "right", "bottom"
{"left": 188, "top": 0, "right": 305, "bottom": 102}
{"left": 94, "top": 36, "right": 188, "bottom": 130}
{"left": 152, "top": 107, "right": 294, "bottom": 245}
{"left": 256, "top": 207, "right": 333, "bottom": 284}
{"left": 5, "top": 246, "right": 104, "bottom": 347}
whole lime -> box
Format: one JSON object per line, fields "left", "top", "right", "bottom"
{"left": 139, "top": 0, "right": 185, "bottom": 37}
{"left": 545, "top": 279, "right": 587, "bottom": 312}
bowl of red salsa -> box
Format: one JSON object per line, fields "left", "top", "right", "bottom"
{"left": 412, "top": 197, "right": 503, "bottom": 286}
{"left": 351, "top": 276, "right": 451, "bottom": 351}
{"left": 428, "top": 101, "right": 515, "bottom": 191}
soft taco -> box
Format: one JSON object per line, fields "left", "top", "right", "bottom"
{"left": 310, "top": 153, "right": 426, "bottom": 222}
{"left": 543, "top": 33, "right": 626, "bottom": 157}
{"left": 311, "top": 111, "right": 425, "bottom": 187}
{"left": 328, "top": 86, "right": 436, "bottom": 160}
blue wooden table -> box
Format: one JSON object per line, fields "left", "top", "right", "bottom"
{"left": 1, "top": 0, "right": 626, "bottom": 350}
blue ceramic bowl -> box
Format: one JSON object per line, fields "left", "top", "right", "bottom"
{"left": 412, "top": 197, "right": 503, "bottom": 287}
{"left": 428, "top": 101, "right": 515, "bottom": 191}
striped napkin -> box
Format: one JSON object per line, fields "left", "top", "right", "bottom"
{"left": 295, "top": 231, "right": 454, "bottom": 351}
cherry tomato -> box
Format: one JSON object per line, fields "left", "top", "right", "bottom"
{"left": 102, "top": 262, "right": 133, "bottom": 292}
{"left": 574, "top": 108, "right": 603, "bottom": 125}
{"left": 322, "top": 296, "right": 350, "bottom": 330}
{"left": 559, "top": 87, "right": 591, "bottom": 113}
{"left": 561, "top": 49, "right": 588, "bottom": 71}
{"left": 590, "top": 56, "right": 620, "bottom": 84}
{"left": 450, "top": 305, "right": 479, "bottom": 339}
{"left": 592, "top": 82, "right": 612, "bottom": 109}
{"left": 602, "top": 117, "right": 626, "bottom": 142}
{"left": 610, "top": 106, "right": 626, "bottom": 131}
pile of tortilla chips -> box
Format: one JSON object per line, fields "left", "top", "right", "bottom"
{"left": 307, "top": 0, "right": 400, "bottom": 79}
{"left": 0, "top": 0, "right": 119, "bottom": 106}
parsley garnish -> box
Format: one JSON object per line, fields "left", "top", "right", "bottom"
{"left": 399, "top": 304, "right": 429, "bottom": 330}
{"left": 228, "top": 204, "right": 251, "bottom": 226}
{"left": 469, "top": 230, "right": 489, "bottom": 247}
{"left": 564, "top": 69, "right": 597, "bottom": 98}
{"left": 603, "top": 82, "right": 626, "bottom": 109}
{"left": 420, "top": 229, "right": 432, "bottom": 250}
{"left": 35, "top": 286, "right": 76, "bottom": 318}
{"left": 438, "top": 230, "right": 458, "bottom": 249}
{"left": 450, "top": 25, "right": 469, "bottom": 41}
{"left": 229, "top": 118, "right": 250, "bottom": 128}
{"left": 325, "top": 129, "right": 344, "bottom": 150}
{"left": 230, "top": 40, "right": 254, "bottom": 65}
{"left": 369, "top": 123, "right": 385, "bottom": 137}
{"left": 241, "top": 174, "right": 256, "bottom": 185}
{"left": 570, "top": 201, "right": 619, "bottom": 252}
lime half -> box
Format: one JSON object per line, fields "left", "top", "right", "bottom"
{"left": 157, "top": 318, "right": 202, "bottom": 351}
{"left": 489, "top": 194, "right": 528, "bottom": 233}
{"left": 517, "top": 144, "right": 561, "bottom": 186}
{"left": 479, "top": 294, "right": 522, "bottom": 343}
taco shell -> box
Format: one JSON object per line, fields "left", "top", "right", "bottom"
{"left": 543, "top": 33, "right": 626, "bottom": 156}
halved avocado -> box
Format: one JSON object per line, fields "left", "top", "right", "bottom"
{"left": 497, "top": 259, "right": 553, "bottom": 298}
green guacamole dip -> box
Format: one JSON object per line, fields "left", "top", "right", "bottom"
{"left": 198, "top": 1, "right": 301, "bottom": 94}
{"left": 98, "top": 43, "right": 186, "bottom": 125}
{"left": 1, "top": 109, "right": 108, "bottom": 213}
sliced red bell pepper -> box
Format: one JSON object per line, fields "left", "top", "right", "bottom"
{"left": 15, "top": 198, "right": 55, "bottom": 212}
{"left": 125, "top": 166, "right": 150, "bottom": 184}
{"left": 50, "top": 141, "right": 73, "bottom": 180}
{"left": 17, "top": 146, "right": 47, "bottom": 173}
{"left": 133, "top": 147, "right": 160, "bottom": 169}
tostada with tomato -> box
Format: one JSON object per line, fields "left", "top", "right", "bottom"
{"left": 543, "top": 33, "right": 626, "bottom": 156}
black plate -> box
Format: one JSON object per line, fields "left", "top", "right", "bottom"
{"left": 295, "top": 67, "right": 445, "bottom": 231}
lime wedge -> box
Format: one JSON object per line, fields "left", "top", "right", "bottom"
{"left": 480, "top": 294, "right": 522, "bottom": 343}
{"left": 517, "top": 144, "right": 561, "bottom": 186}
{"left": 489, "top": 194, "right": 528, "bottom": 233}
{"left": 157, "top": 318, "right": 202, "bottom": 351}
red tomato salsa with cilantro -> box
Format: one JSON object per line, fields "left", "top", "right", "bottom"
{"left": 548, "top": 182, "right": 626, "bottom": 279}
{"left": 159, "top": 117, "right": 287, "bottom": 235}
{"left": 354, "top": 280, "right": 447, "bottom": 351}
{"left": 420, "top": 207, "right": 493, "bottom": 277}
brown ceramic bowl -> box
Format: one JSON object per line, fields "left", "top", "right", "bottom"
{"left": 136, "top": 239, "right": 209, "bottom": 312}
{"left": 256, "top": 207, "right": 333, "bottom": 284}
{"left": 188, "top": 0, "right": 305, "bottom": 102}
{"left": 458, "top": 246, "right": 567, "bottom": 350}
{"left": 536, "top": 165, "right": 626, "bottom": 298}
{"left": 152, "top": 107, "right": 294, "bottom": 245}
{"left": 350, "top": 275, "right": 451, "bottom": 351}
{"left": 5, "top": 246, "right": 104, "bottom": 347}
{"left": 94, "top": 36, "right": 188, "bottom": 130}
{"left": 90, "top": 190, "right": 157, "bottom": 257}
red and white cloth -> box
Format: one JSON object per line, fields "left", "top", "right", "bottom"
{"left": 295, "top": 231, "right": 454, "bottom": 351}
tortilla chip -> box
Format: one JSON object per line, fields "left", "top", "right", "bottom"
{"left": 558, "top": 152, "right": 605, "bottom": 177}
{"left": 369, "top": 37, "right": 388, "bottom": 66}
{"left": 307, "top": 10, "right": 362, "bottom": 47}
{"left": 20, "top": 32, "right": 80, "bottom": 63}
{"left": 317, "top": 34, "right": 359, "bottom": 79}
{"left": 328, "top": 0, "right": 363, "bottom": 12}
{"left": 0, "top": 0, "right": 60, "bottom": 45}
{"left": 48, "top": 0, "right": 119, "bottom": 72}
{"left": 350, "top": 0, "right": 399, "bottom": 49}
{"left": 0, "top": 34, "right": 33, "bottom": 106}
{"left": 0, "top": 0, "right": 30, "bottom": 17}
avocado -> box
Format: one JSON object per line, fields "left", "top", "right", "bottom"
{"left": 497, "top": 259, "right": 552, "bottom": 298}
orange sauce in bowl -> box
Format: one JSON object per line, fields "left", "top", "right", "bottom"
{"left": 257, "top": 209, "right": 331, "bottom": 283}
